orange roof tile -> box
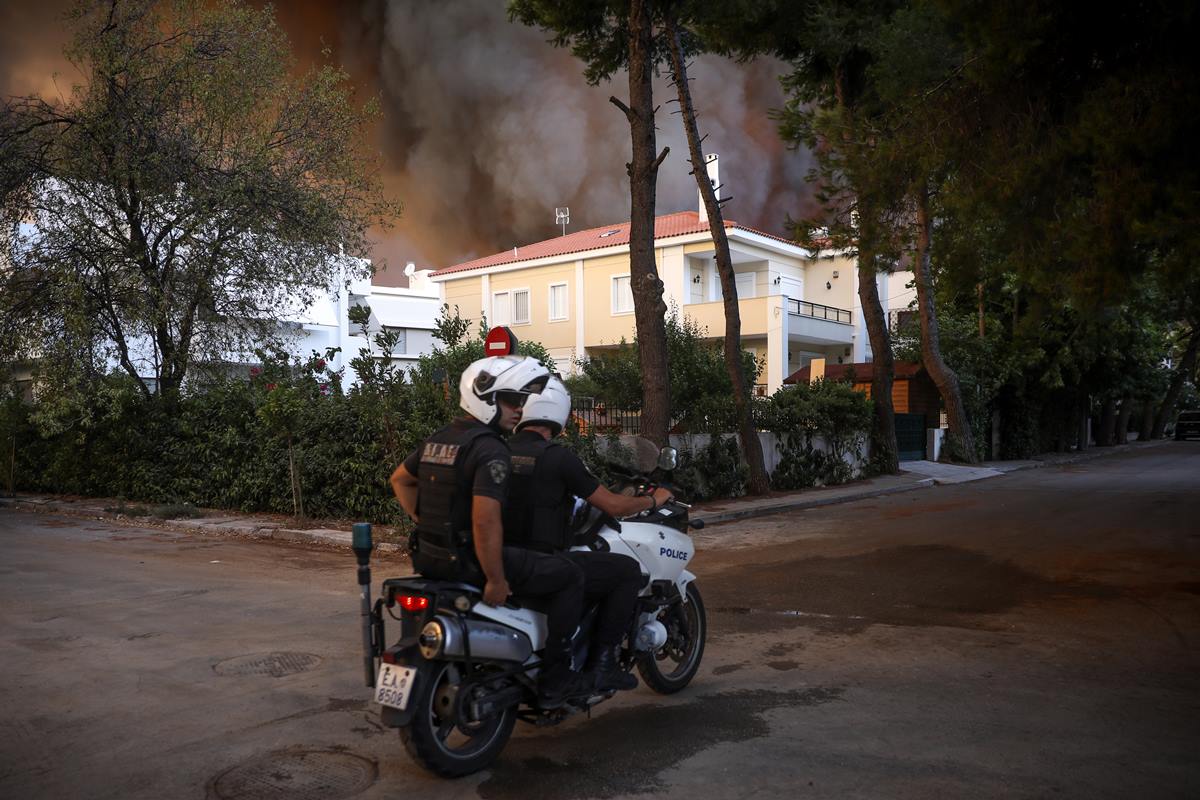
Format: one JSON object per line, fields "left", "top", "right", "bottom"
{"left": 432, "top": 211, "right": 803, "bottom": 277}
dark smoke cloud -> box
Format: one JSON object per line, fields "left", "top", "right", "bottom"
{"left": 2, "top": 0, "right": 817, "bottom": 285}
{"left": 354, "top": 1, "right": 817, "bottom": 284}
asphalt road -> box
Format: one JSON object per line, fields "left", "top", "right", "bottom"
{"left": 1, "top": 443, "right": 1197, "bottom": 799}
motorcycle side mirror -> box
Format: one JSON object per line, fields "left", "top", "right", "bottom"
{"left": 657, "top": 446, "right": 678, "bottom": 471}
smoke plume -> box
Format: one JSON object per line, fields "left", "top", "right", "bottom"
{"left": 2, "top": 0, "right": 817, "bottom": 285}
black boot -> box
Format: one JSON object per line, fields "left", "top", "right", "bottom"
{"left": 537, "top": 642, "right": 590, "bottom": 708}
{"left": 587, "top": 646, "right": 638, "bottom": 692}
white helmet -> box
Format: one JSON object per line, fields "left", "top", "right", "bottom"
{"left": 516, "top": 375, "right": 571, "bottom": 436}
{"left": 459, "top": 355, "right": 549, "bottom": 426}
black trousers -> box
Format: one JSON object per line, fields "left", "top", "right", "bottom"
{"left": 566, "top": 551, "right": 643, "bottom": 650}
{"left": 502, "top": 547, "right": 584, "bottom": 647}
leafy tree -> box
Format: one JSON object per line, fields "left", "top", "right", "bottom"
{"left": 0, "top": 0, "right": 397, "bottom": 403}
{"left": 760, "top": 1, "right": 904, "bottom": 473}
{"left": 509, "top": 0, "right": 673, "bottom": 445}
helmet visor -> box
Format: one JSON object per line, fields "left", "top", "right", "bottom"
{"left": 496, "top": 390, "right": 530, "bottom": 409}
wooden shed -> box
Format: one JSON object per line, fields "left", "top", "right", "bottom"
{"left": 783, "top": 361, "right": 943, "bottom": 460}
{"left": 783, "top": 361, "right": 940, "bottom": 414}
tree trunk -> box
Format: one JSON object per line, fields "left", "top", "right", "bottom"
{"left": 1056, "top": 396, "right": 1070, "bottom": 452}
{"left": 1150, "top": 326, "right": 1200, "bottom": 439}
{"left": 1075, "top": 394, "right": 1090, "bottom": 451}
{"left": 1114, "top": 392, "right": 1134, "bottom": 446}
{"left": 1137, "top": 400, "right": 1156, "bottom": 441}
{"left": 664, "top": 18, "right": 769, "bottom": 494}
{"left": 1096, "top": 395, "right": 1117, "bottom": 446}
{"left": 618, "top": 0, "right": 671, "bottom": 446}
{"left": 857, "top": 213, "right": 899, "bottom": 474}
{"left": 912, "top": 182, "right": 976, "bottom": 463}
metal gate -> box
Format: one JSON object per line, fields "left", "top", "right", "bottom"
{"left": 895, "top": 413, "right": 927, "bottom": 461}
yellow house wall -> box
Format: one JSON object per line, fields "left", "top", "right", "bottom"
{"left": 443, "top": 276, "right": 483, "bottom": 323}
{"left": 435, "top": 236, "right": 816, "bottom": 390}
{"left": 681, "top": 296, "right": 772, "bottom": 339}
{"left": 582, "top": 253, "right": 639, "bottom": 345}
{"left": 487, "top": 262, "right": 577, "bottom": 350}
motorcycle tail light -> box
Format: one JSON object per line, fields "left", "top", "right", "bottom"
{"left": 398, "top": 594, "right": 429, "bottom": 613}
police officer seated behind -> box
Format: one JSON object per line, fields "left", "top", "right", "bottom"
{"left": 389, "top": 355, "right": 588, "bottom": 708}
{"left": 503, "top": 376, "right": 674, "bottom": 693}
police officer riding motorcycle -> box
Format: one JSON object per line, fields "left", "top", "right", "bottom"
{"left": 504, "top": 376, "right": 674, "bottom": 693}
{"left": 365, "top": 354, "right": 707, "bottom": 778}
{"left": 389, "top": 355, "right": 588, "bottom": 707}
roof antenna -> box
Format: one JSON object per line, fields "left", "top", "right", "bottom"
{"left": 555, "top": 207, "right": 570, "bottom": 236}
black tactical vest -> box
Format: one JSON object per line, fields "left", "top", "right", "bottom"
{"left": 411, "top": 421, "right": 501, "bottom": 581}
{"left": 505, "top": 435, "right": 576, "bottom": 554}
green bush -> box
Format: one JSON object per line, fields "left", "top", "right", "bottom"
{"left": 761, "top": 379, "right": 872, "bottom": 490}
{"left": 2, "top": 305, "right": 875, "bottom": 515}
{"left": 674, "top": 435, "right": 749, "bottom": 501}
{"left": 2, "top": 306, "right": 536, "bottom": 523}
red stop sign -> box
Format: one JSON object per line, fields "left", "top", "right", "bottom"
{"left": 484, "top": 326, "right": 519, "bottom": 356}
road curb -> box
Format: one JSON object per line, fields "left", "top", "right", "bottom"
{"left": 0, "top": 496, "right": 406, "bottom": 555}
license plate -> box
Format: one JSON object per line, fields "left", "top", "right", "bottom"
{"left": 374, "top": 663, "right": 418, "bottom": 710}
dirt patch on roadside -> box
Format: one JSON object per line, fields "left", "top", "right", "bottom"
{"left": 703, "top": 544, "right": 1119, "bottom": 635}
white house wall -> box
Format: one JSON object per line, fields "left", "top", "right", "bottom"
{"left": 887, "top": 270, "right": 917, "bottom": 311}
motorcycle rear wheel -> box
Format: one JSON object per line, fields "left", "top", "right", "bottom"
{"left": 638, "top": 581, "right": 706, "bottom": 694}
{"left": 400, "top": 662, "right": 517, "bottom": 778}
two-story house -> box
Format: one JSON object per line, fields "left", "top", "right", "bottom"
{"left": 431, "top": 209, "right": 875, "bottom": 394}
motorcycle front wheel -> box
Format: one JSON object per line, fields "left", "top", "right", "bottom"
{"left": 638, "top": 581, "right": 706, "bottom": 694}
{"left": 399, "top": 662, "right": 517, "bottom": 778}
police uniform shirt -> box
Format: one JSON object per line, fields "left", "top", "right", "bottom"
{"left": 402, "top": 418, "right": 511, "bottom": 504}
{"left": 509, "top": 430, "right": 600, "bottom": 502}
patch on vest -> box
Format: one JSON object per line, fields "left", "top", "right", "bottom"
{"left": 486, "top": 459, "right": 509, "bottom": 484}
{"left": 510, "top": 454, "right": 536, "bottom": 474}
{"left": 421, "top": 442, "right": 459, "bottom": 465}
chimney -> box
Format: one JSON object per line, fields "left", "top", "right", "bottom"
{"left": 698, "top": 153, "right": 719, "bottom": 215}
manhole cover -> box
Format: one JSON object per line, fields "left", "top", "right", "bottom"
{"left": 213, "top": 652, "right": 322, "bottom": 678}
{"left": 212, "top": 750, "right": 376, "bottom": 800}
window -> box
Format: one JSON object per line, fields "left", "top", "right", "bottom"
{"left": 381, "top": 326, "right": 407, "bottom": 355}
{"left": 492, "top": 291, "right": 511, "bottom": 326}
{"left": 611, "top": 275, "right": 633, "bottom": 314}
{"left": 512, "top": 289, "right": 530, "bottom": 324}
{"left": 549, "top": 283, "right": 568, "bottom": 321}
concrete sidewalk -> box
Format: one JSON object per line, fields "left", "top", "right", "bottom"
{"left": 0, "top": 440, "right": 1170, "bottom": 547}
{"left": 689, "top": 440, "right": 1171, "bottom": 525}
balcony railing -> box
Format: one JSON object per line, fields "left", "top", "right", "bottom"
{"left": 787, "top": 299, "right": 852, "bottom": 325}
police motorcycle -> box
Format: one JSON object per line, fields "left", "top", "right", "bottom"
{"left": 352, "top": 438, "right": 707, "bottom": 778}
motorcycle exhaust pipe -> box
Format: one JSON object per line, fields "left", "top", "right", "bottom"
{"left": 419, "top": 615, "right": 533, "bottom": 663}
{"left": 351, "top": 522, "right": 375, "bottom": 687}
